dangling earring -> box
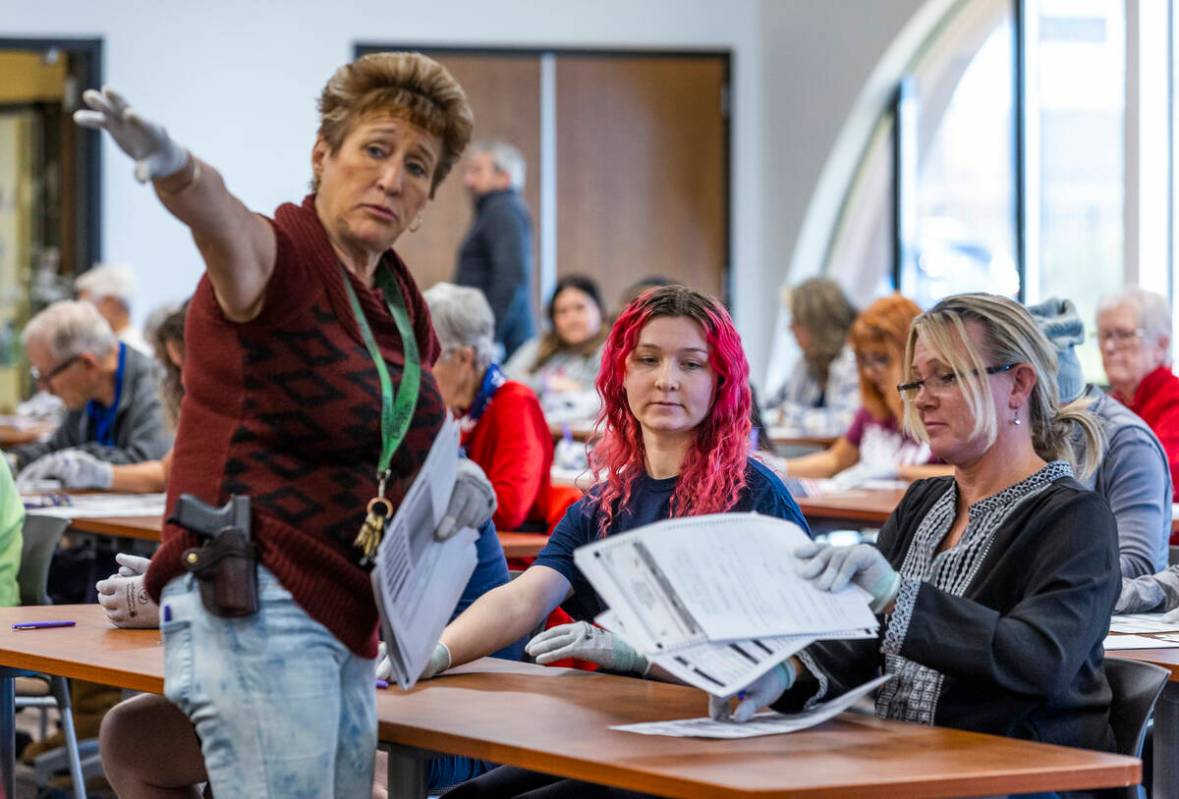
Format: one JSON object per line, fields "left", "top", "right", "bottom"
{"left": 409, "top": 214, "right": 423, "bottom": 233}
{"left": 1011, "top": 410, "right": 1022, "bottom": 426}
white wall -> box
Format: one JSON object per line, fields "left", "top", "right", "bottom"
{"left": 3, "top": 0, "right": 764, "bottom": 333}
{"left": 6, "top": 0, "right": 942, "bottom": 388}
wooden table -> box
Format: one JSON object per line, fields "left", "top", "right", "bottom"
{"left": 796, "top": 487, "right": 906, "bottom": 527}
{"left": 765, "top": 428, "right": 838, "bottom": 450}
{"left": 0, "top": 605, "right": 1141, "bottom": 799}
{"left": 63, "top": 514, "right": 550, "bottom": 558}
{"left": 0, "top": 420, "right": 55, "bottom": 448}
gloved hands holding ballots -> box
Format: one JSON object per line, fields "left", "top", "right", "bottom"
{"left": 74, "top": 86, "right": 189, "bottom": 183}
{"left": 709, "top": 661, "right": 796, "bottom": 723}
{"left": 17, "top": 449, "right": 113, "bottom": 490}
{"left": 795, "top": 541, "right": 900, "bottom": 614}
{"left": 526, "top": 621, "right": 650, "bottom": 675}
{"left": 96, "top": 553, "right": 159, "bottom": 628}
{"left": 435, "top": 459, "right": 496, "bottom": 540}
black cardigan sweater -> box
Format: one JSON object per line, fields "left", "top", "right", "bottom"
{"left": 775, "top": 474, "right": 1120, "bottom": 753}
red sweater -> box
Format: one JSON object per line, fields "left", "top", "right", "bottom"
{"left": 144, "top": 195, "right": 444, "bottom": 657}
{"left": 1120, "top": 365, "right": 1179, "bottom": 502}
{"left": 462, "top": 380, "right": 551, "bottom": 531}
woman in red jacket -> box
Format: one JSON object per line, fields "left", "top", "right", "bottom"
{"left": 425, "top": 282, "right": 553, "bottom": 531}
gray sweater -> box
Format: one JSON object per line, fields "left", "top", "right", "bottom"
{"left": 15, "top": 344, "right": 173, "bottom": 468}
{"left": 1074, "top": 385, "right": 1171, "bottom": 577}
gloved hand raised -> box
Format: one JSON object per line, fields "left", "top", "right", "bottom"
{"left": 16, "top": 449, "right": 113, "bottom": 490}
{"left": 435, "top": 459, "right": 496, "bottom": 541}
{"left": 795, "top": 541, "right": 900, "bottom": 614}
{"left": 709, "top": 661, "right": 796, "bottom": 723}
{"left": 525, "top": 622, "right": 649, "bottom": 674}
{"left": 95, "top": 553, "right": 159, "bottom": 629}
{"left": 74, "top": 86, "right": 189, "bottom": 183}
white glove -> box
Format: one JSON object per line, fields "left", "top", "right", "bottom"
{"left": 829, "top": 462, "right": 899, "bottom": 491}
{"left": 525, "top": 621, "right": 649, "bottom": 674}
{"left": 17, "top": 449, "right": 113, "bottom": 489}
{"left": 95, "top": 560, "right": 159, "bottom": 629}
{"left": 436, "top": 459, "right": 496, "bottom": 540}
{"left": 709, "top": 661, "right": 796, "bottom": 723}
{"left": 74, "top": 86, "right": 188, "bottom": 183}
{"left": 795, "top": 541, "right": 900, "bottom": 614}
{"left": 376, "top": 641, "right": 452, "bottom": 682}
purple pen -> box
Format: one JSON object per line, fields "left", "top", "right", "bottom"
{"left": 13, "top": 620, "right": 76, "bottom": 631}
{"left": 375, "top": 679, "right": 390, "bottom": 689}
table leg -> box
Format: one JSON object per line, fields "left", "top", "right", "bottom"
{"left": 1155, "top": 681, "right": 1179, "bottom": 799}
{"left": 385, "top": 744, "right": 429, "bottom": 799}
{"left": 2, "top": 672, "right": 14, "bottom": 799}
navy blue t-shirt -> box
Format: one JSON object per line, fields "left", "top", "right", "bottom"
{"left": 533, "top": 458, "right": 811, "bottom": 624}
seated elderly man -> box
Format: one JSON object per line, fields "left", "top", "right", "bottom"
{"left": 13, "top": 300, "right": 172, "bottom": 478}
{"left": 1030, "top": 298, "right": 1171, "bottom": 577}
{"left": 75, "top": 262, "right": 151, "bottom": 355}
{"left": 1097, "top": 288, "right": 1179, "bottom": 507}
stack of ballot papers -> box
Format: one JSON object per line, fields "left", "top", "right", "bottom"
{"left": 23, "top": 492, "right": 167, "bottom": 518}
{"left": 573, "top": 512, "right": 879, "bottom": 700}
{"left": 372, "top": 416, "right": 479, "bottom": 691}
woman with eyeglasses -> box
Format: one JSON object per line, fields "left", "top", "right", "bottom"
{"left": 781, "top": 294, "right": 950, "bottom": 487}
{"left": 712, "top": 293, "right": 1119, "bottom": 757}
{"left": 1097, "top": 287, "right": 1179, "bottom": 502}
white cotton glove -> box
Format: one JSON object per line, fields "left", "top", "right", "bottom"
{"left": 795, "top": 541, "right": 900, "bottom": 614}
{"left": 17, "top": 449, "right": 113, "bottom": 490}
{"left": 95, "top": 554, "right": 159, "bottom": 629}
{"left": 525, "top": 621, "right": 649, "bottom": 674}
{"left": 435, "top": 459, "right": 496, "bottom": 541}
{"left": 376, "top": 641, "right": 452, "bottom": 682}
{"left": 375, "top": 641, "right": 392, "bottom": 681}
{"left": 74, "top": 86, "right": 189, "bottom": 183}
{"left": 709, "top": 661, "right": 796, "bottom": 723}
{"left": 829, "top": 462, "right": 899, "bottom": 491}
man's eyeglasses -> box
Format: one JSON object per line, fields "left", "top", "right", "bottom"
{"left": 30, "top": 355, "right": 82, "bottom": 387}
{"left": 1094, "top": 328, "right": 1144, "bottom": 348}
{"left": 897, "top": 363, "right": 1017, "bottom": 399}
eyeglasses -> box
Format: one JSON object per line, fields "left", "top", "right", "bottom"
{"left": 855, "top": 353, "right": 892, "bottom": 370}
{"left": 897, "top": 363, "right": 1017, "bottom": 399}
{"left": 30, "top": 355, "right": 82, "bottom": 387}
{"left": 1094, "top": 328, "right": 1145, "bottom": 349}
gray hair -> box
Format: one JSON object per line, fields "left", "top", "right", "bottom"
{"left": 471, "top": 139, "right": 526, "bottom": 190}
{"left": 22, "top": 300, "right": 118, "bottom": 362}
{"left": 75, "top": 262, "right": 137, "bottom": 309}
{"left": 423, "top": 283, "right": 497, "bottom": 369}
{"left": 1097, "top": 287, "right": 1172, "bottom": 360}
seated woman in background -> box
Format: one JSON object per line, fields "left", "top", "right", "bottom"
{"left": 504, "top": 274, "right": 607, "bottom": 423}
{"left": 765, "top": 276, "right": 860, "bottom": 437}
{"left": 14, "top": 302, "right": 188, "bottom": 493}
{"left": 782, "top": 293, "right": 950, "bottom": 486}
{"left": 422, "top": 284, "right": 810, "bottom": 799}
{"left": 716, "top": 293, "right": 1119, "bottom": 756}
{"left": 425, "top": 283, "right": 552, "bottom": 532}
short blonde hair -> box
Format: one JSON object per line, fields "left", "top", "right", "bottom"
{"left": 902, "top": 293, "right": 1104, "bottom": 478}
{"left": 316, "top": 52, "right": 473, "bottom": 196}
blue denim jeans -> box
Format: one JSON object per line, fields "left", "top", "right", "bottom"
{"left": 161, "top": 567, "right": 376, "bottom": 798}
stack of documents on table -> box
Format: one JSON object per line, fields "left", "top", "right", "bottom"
{"left": 574, "top": 512, "right": 879, "bottom": 700}
{"left": 1110, "top": 613, "right": 1179, "bottom": 635}
{"left": 23, "top": 492, "right": 167, "bottom": 518}
{"left": 372, "top": 415, "right": 478, "bottom": 691}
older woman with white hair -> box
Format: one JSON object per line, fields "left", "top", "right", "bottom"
{"left": 1098, "top": 287, "right": 1179, "bottom": 503}
{"left": 75, "top": 262, "right": 151, "bottom": 355}
{"left": 714, "top": 293, "right": 1119, "bottom": 755}
{"left": 425, "top": 282, "right": 553, "bottom": 531}
{"left": 14, "top": 299, "right": 171, "bottom": 474}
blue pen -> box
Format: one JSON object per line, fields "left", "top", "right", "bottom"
{"left": 375, "top": 679, "right": 389, "bottom": 689}
{"left": 13, "top": 620, "right": 76, "bottom": 630}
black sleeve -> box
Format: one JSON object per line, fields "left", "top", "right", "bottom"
{"left": 482, "top": 203, "right": 530, "bottom": 343}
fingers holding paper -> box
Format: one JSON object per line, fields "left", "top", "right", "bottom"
{"left": 708, "top": 662, "right": 795, "bottom": 723}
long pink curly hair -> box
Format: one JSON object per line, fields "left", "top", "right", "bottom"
{"left": 589, "top": 285, "right": 752, "bottom": 536}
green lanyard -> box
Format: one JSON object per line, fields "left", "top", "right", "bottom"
{"left": 340, "top": 264, "right": 421, "bottom": 493}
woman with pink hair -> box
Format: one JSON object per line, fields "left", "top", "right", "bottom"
{"left": 411, "top": 284, "right": 809, "bottom": 797}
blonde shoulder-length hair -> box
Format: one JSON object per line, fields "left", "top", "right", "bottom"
{"left": 901, "top": 293, "right": 1105, "bottom": 479}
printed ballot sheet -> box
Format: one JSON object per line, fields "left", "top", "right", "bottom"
{"left": 23, "top": 492, "right": 167, "bottom": 519}
{"left": 372, "top": 415, "right": 477, "bottom": 691}
{"left": 1103, "top": 634, "right": 1179, "bottom": 650}
{"left": 574, "top": 512, "right": 878, "bottom": 654}
{"left": 612, "top": 675, "right": 892, "bottom": 739}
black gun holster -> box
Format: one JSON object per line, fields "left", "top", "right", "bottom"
{"left": 182, "top": 532, "right": 259, "bottom": 618}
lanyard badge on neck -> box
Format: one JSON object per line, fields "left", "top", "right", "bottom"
{"left": 340, "top": 265, "right": 421, "bottom": 563}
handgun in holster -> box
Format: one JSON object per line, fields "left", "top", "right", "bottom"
{"left": 169, "top": 494, "right": 259, "bottom": 618}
